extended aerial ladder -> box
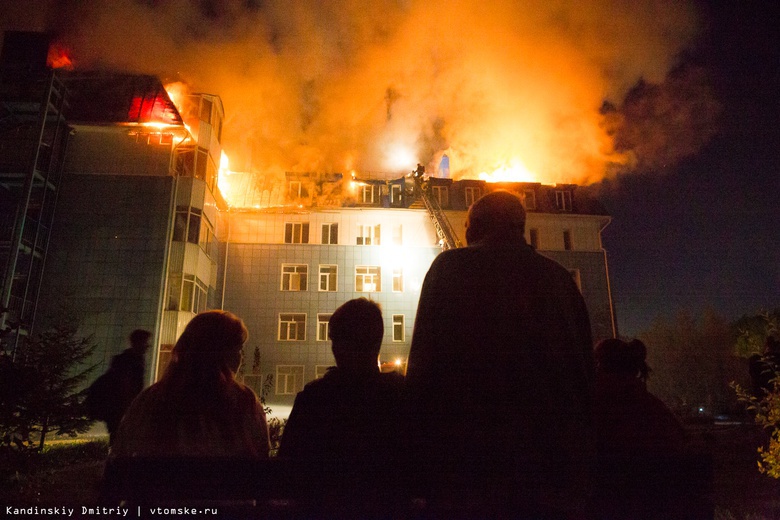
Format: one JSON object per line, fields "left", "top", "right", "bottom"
{"left": 411, "top": 164, "right": 462, "bottom": 250}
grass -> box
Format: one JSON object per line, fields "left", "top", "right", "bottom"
{"left": 0, "top": 438, "right": 109, "bottom": 506}
{"left": 2, "top": 424, "right": 780, "bottom": 518}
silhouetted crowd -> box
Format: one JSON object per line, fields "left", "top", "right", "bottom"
{"left": 96, "top": 191, "right": 701, "bottom": 519}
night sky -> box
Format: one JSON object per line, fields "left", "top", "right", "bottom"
{"left": 594, "top": 0, "right": 779, "bottom": 335}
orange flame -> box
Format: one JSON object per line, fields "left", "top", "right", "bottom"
{"left": 47, "top": 43, "right": 74, "bottom": 70}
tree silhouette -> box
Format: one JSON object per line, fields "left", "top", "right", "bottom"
{"left": 10, "top": 318, "right": 97, "bottom": 450}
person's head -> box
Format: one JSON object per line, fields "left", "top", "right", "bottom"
{"left": 465, "top": 190, "right": 526, "bottom": 245}
{"left": 129, "top": 329, "right": 152, "bottom": 352}
{"left": 328, "top": 298, "right": 384, "bottom": 373}
{"left": 167, "top": 310, "right": 248, "bottom": 381}
{"left": 594, "top": 338, "right": 650, "bottom": 381}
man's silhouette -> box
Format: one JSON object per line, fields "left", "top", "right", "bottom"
{"left": 279, "top": 298, "right": 403, "bottom": 466}
{"left": 99, "top": 329, "right": 151, "bottom": 444}
{"left": 406, "top": 190, "right": 595, "bottom": 516}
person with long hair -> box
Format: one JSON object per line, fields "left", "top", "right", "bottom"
{"left": 112, "top": 310, "right": 270, "bottom": 458}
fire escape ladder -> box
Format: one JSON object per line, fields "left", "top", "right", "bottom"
{"left": 413, "top": 175, "right": 462, "bottom": 250}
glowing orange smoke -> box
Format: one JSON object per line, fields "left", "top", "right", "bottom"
{"left": 47, "top": 42, "right": 73, "bottom": 70}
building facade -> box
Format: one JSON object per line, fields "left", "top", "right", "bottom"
{"left": 1, "top": 32, "right": 615, "bottom": 418}
{"left": 222, "top": 177, "right": 615, "bottom": 414}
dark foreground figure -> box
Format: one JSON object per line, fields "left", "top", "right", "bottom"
{"left": 86, "top": 329, "right": 151, "bottom": 444}
{"left": 406, "top": 190, "right": 595, "bottom": 518}
{"left": 278, "top": 298, "right": 404, "bottom": 500}
{"left": 112, "top": 310, "right": 269, "bottom": 458}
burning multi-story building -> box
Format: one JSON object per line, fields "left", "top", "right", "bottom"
{"left": 0, "top": 32, "right": 615, "bottom": 417}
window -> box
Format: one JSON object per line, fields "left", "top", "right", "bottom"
{"left": 321, "top": 223, "right": 338, "bottom": 244}
{"left": 284, "top": 222, "right": 310, "bottom": 244}
{"left": 392, "top": 267, "right": 403, "bottom": 292}
{"left": 563, "top": 230, "right": 572, "bottom": 251}
{"left": 357, "top": 224, "right": 380, "bottom": 245}
{"left": 393, "top": 315, "right": 405, "bottom": 342}
{"left": 276, "top": 365, "right": 304, "bottom": 395}
{"left": 465, "top": 187, "right": 482, "bottom": 207}
{"left": 392, "top": 225, "right": 403, "bottom": 246}
{"left": 319, "top": 265, "right": 337, "bottom": 292}
{"left": 195, "top": 148, "right": 208, "bottom": 182}
{"left": 317, "top": 314, "right": 332, "bottom": 341}
{"left": 166, "top": 274, "right": 182, "bottom": 311}
{"left": 279, "top": 313, "right": 306, "bottom": 341}
{"left": 281, "top": 264, "right": 308, "bottom": 291}
{"left": 360, "top": 184, "right": 382, "bottom": 204}
{"left": 569, "top": 269, "right": 582, "bottom": 292}
{"left": 391, "top": 184, "right": 402, "bottom": 204}
{"left": 173, "top": 206, "right": 202, "bottom": 245}
{"left": 529, "top": 228, "right": 539, "bottom": 249}
{"left": 315, "top": 365, "right": 331, "bottom": 379}
{"left": 355, "top": 266, "right": 381, "bottom": 292}
{"left": 432, "top": 185, "right": 449, "bottom": 207}
{"left": 555, "top": 190, "right": 572, "bottom": 211}
{"left": 181, "top": 274, "right": 208, "bottom": 313}
{"left": 288, "top": 180, "right": 301, "bottom": 199}
{"left": 198, "top": 215, "right": 216, "bottom": 258}
{"left": 524, "top": 189, "right": 537, "bottom": 210}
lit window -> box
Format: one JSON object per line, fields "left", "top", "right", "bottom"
{"left": 392, "top": 267, "right": 403, "bottom": 292}
{"left": 319, "top": 265, "right": 337, "bottom": 292}
{"left": 563, "top": 230, "right": 572, "bottom": 251}
{"left": 288, "top": 180, "right": 302, "bottom": 200}
{"left": 279, "top": 313, "right": 306, "bottom": 341}
{"left": 317, "top": 314, "right": 332, "bottom": 341}
{"left": 529, "top": 228, "right": 539, "bottom": 249}
{"left": 276, "top": 365, "right": 304, "bottom": 395}
{"left": 393, "top": 315, "right": 405, "bottom": 342}
{"left": 181, "top": 274, "right": 208, "bottom": 313}
{"left": 315, "top": 365, "right": 331, "bottom": 379}
{"left": 555, "top": 190, "right": 572, "bottom": 211}
{"left": 281, "top": 264, "right": 308, "bottom": 291}
{"left": 432, "top": 185, "right": 449, "bottom": 207}
{"left": 465, "top": 187, "right": 482, "bottom": 207}
{"left": 321, "top": 223, "right": 338, "bottom": 244}
{"left": 284, "top": 222, "right": 310, "bottom": 244}
{"left": 391, "top": 184, "right": 402, "bottom": 204}
{"left": 361, "top": 184, "right": 379, "bottom": 204}
{"left": 355, "top": 266, "right": 381, "bottom": 292}
{"left": 357, "top": 224, "right": 381, "bottom": 245}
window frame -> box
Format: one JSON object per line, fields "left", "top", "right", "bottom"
{"left": 555, "top": 190, "right": 572, "bottom": 212}
{"left": 321, "top": 223, "right": 338, "bottom": 245}
{"left": 278, "top": 313, "right": 307, "bottom": 341}
{"left": 316, "top": 313, "right": 332, "bottom": 342}
{"left": 276, "top": 365, "right": 304, "bottom": 395}
{"left": 284, "top": 222, "right": 310, "bottom": 244}
{"left": 392, "top": 314, "right": 405, "bottom": 342}
{"left": 392, "top": 267, "right": 403, "bottom": 293}
{"left": 355, "top": 265, "right": 381, "bottom": 292}
{"left": 280, "top": 264, "right": 308, "bottom": 291}
{"left": 356, "top": 224, "right": 381, "bottom": 246}
{"left": 464, "top": 186, "right": 482, "bottom": 207}
{"left": 319, "top": 264, "right": 338, "bottom": 292}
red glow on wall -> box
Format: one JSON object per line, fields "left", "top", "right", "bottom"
{"left": 47, "top": 42, "right": 74, "bottom": 70}
{"left": 127, "top": 92, "right": 180, "bottom": 125}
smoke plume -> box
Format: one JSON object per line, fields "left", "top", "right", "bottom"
{"left": 2, "top": 0, "right": 715, "bottom": 189}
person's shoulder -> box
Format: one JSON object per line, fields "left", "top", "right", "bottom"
{"left": 379, "top": 371, "right": 405, "bottom": 388}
